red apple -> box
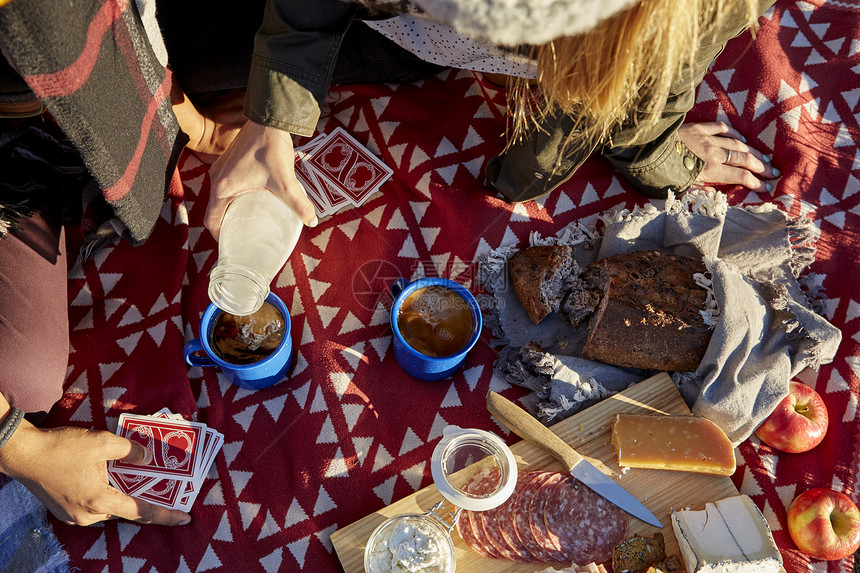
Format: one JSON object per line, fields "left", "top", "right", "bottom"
{"left": 754, "top": 381, "right": 828, "bottom": 453}
{"left": 788, "top": 488, "right": 860, "bottom": 560}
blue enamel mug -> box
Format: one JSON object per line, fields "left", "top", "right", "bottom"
{"left": 390, "top": 277, "right": 482, "bottom": 381}
{"left": 184, "top": 292, "right": 294, "bottom": 390}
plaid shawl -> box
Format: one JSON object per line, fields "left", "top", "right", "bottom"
{"left": 0, "top": 0, "right": 186, "bottom": 246}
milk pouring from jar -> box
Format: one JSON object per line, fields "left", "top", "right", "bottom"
{"left": 208, "top": 190, "right": 303, "bottom": 316}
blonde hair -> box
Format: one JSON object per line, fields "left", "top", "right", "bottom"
{"left": 508, "top": 0, "right": 759, "bottom": 151}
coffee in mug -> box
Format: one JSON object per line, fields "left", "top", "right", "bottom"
{"left": 211, "top": 301, "right": 285, "bottom": 365}
{"left": 396, "top": 286, "right": 474, "bottom": 357}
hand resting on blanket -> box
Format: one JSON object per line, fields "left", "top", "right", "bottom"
{"left": 205, "top": 120, "right": 318, "bottom": 240}
{"left": 0, "top": 396, "right": 191, "bottom": 526}
{"left": 679, "top": 121, "right": 781, "bottom": 193}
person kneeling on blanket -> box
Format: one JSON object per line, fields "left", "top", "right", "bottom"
{"left": 205, "top": 0, "right": 779, "bottom": 241}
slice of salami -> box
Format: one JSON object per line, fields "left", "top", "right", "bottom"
{"left": 543, "top": 475, "right": 629, "bottom": 565}
{"left": 494, "top": 473, "right": 541, "bottom": 562}
{"left": 475, "top": 482, "right": 533, "bottom": 562}
{"left": 455, "top": 510, "right": 495, "bottom": 558}
{"left": 529, "top": 473, "right": 568, "bottom": 557}
{"left": 457, "top": 467, "right": 505, "bottom": 559}
{"left": 510, "top": 472, "right": 566, "bottom": 563}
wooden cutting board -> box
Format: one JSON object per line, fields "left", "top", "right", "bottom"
{"left": 331, "top": 372, "right": 742, "bottom": 572}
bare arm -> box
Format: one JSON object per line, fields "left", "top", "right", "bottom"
{"left": 0, "top": 393, "right": 191, "bottom": 526}
{"left": 171, "top": 79, "right": 247, "bottom": 165}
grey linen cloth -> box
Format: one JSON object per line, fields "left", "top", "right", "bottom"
{"left": 479, "top": 188, "right": 841, "bottom": 445}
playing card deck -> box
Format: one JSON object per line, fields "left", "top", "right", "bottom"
{"left": 107, "top": 410, "right": 223, "bottom": 512}
{"left": 295, "top": 127, "right": 393, "bottom": 218}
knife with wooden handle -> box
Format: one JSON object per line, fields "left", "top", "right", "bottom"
{"left": 487, "top": 390, "right": 663, "bottom": 528}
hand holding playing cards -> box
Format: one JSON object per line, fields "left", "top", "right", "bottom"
{"left": 206, "top": 120, "right": 318, "bottom": 240}
{"left": 0, "top": 421, "right": 191, "bottom": 526}
{"left": 107, "top": 412, "right": 223, "bottom": 513}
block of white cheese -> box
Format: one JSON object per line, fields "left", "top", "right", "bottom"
{"left": 671, "top": 494, "right": 782, "bottom": 573}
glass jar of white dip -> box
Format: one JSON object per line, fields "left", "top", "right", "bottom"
{"left": 363, "top": 426, "right": 519, "bottom": 573}
{"left": 364, "top": 511, "right": 455, "bottom": 573}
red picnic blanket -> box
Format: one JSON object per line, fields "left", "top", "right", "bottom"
{"left": 47, "top": 1, "right": 860, "bottom": 571}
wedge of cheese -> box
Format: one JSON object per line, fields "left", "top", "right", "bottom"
{"left": 671, "top": 495, "right": 783, "bottom": 573}
{"left": 610, "top": 413, "right": 736, "bottom": 476}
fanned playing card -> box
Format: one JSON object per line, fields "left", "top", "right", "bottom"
{"left": 108, "top": 470, "right": 159, "bottom": 497}
{"left": 110, "top": 414, "right": 204, "bottom": 480}
{"left": 134, "top": 478, "right": 186, "bottom": 509}
{"left": 108, "top": 410, "right": 223, "bottom": 511}
{"left": 295, "top": 138, "right": 343, "bottom": 217}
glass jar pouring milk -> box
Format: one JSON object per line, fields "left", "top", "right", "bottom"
{"left": 208, "top": 190, "right": 304, "bottom": 316}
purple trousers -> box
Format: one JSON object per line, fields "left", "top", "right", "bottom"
{"left": 0, "top": 210, "right": 69, "bottom": 414}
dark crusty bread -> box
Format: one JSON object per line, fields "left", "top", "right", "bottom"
{"left": 561, "top": 272, "right": 602, "bottom": 328}
{"left": 644, "top": 556, "right": 683, "bottom": 572}
{"left": 581, "top": 250, "right": 712, "bottom": 372}
{"left": 612, "top": 532, "right": 667, "bottom": 573}
{"left": 508, "top": 245, "right": 574, "bottom": 324}
{"left": 584, "top": 250, "right": 705, "bottom": 307}
{"left": 586, "top": 249, "right": 699, "bottom": 283}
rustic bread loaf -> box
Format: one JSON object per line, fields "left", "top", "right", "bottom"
{"left": 581, "top": 250, "right": 712, "bottom": 372}
{"left": 508, "top": 245, "right": 575, "bottom": 324}
{"left": 584, "top": 250, "right": 705, "bottom": 307}
{"left": 644, "top": 556, "right": 684, "bottom": 572}
{"left": 612, "top": 533, "right": 667, "bottom": 573}
{"left": 612, "top": 532, "right": 683, "bottom": 573}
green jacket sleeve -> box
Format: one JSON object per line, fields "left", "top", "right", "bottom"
{"left": 485, "top": 42, "right": 715, "bottom": 202}
{"left": 600, "top": 36, "right": 726, "bottom": 199}
{"left": 600, "top": 0, "right": 770, "bottom": 199}
{"left": 245, "top": 0, "right": 356, "bottom": 137}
